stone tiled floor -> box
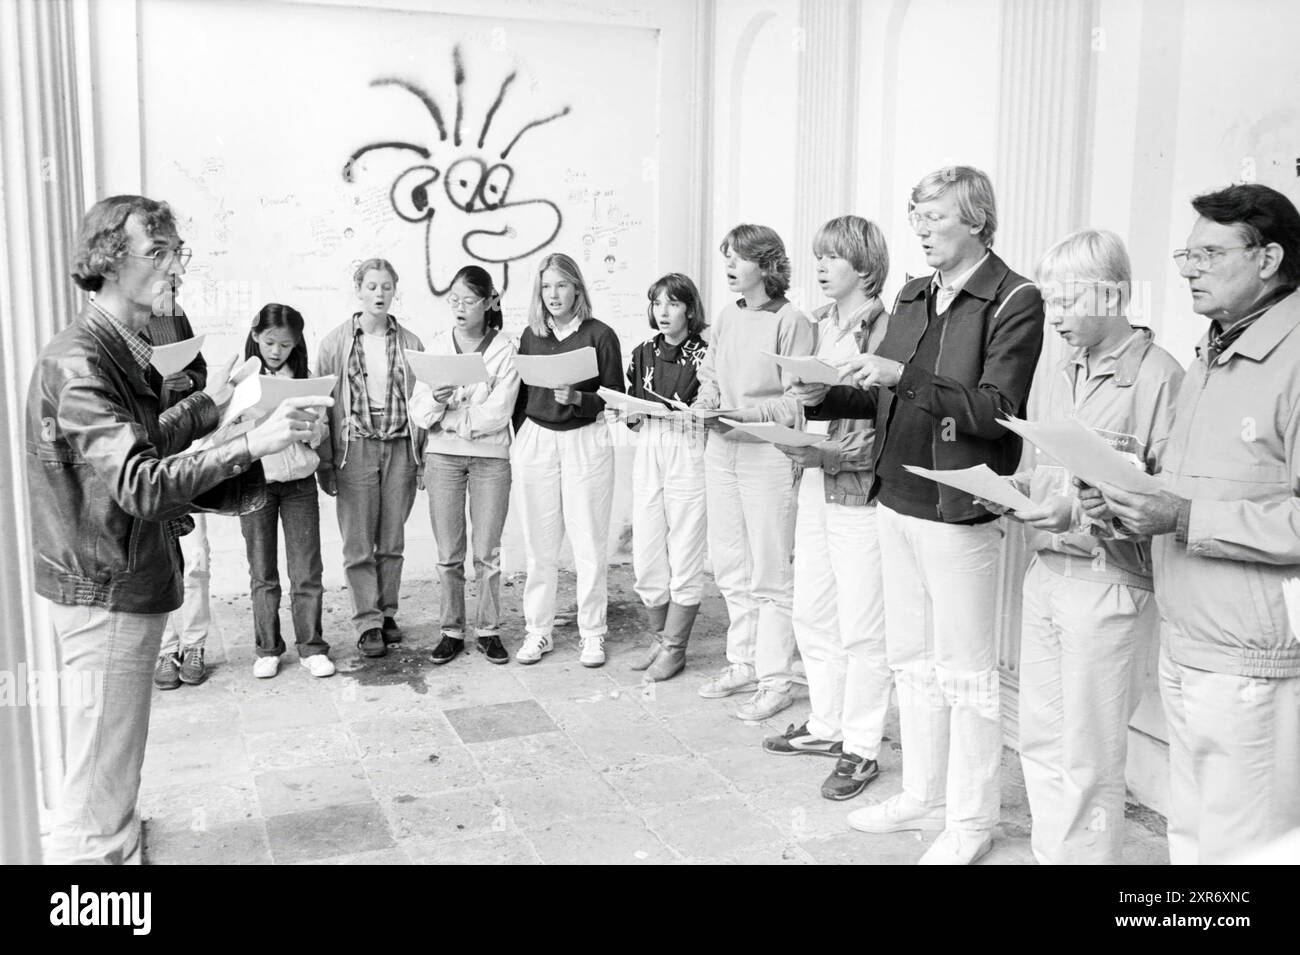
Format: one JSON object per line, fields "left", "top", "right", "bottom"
{"left": 140, "top": 566, "right": 1170, "bottom": 865}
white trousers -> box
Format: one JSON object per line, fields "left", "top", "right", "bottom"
{"left": 513, "top": 419, "right": 614, "bottom": 640}
{"left": 878, "top": 504, "right": 1003, "bottom": 831}
{"left": 1018, "top": 556, "right": 1154, "bottom": 864}
{"left": 160, "top": 513, "right": 211, "bottom": 656}
{"left": 704, "top": 437, "right": 797, "bottom": 691}
{"left": 792, "top": 473, "right": 891, "bottom": 758}
{"left": 1160, "top": 644, "right": 1300, "bottom": 864}
{"left": 631, "top": 418, "right": 707, "bottom": 608}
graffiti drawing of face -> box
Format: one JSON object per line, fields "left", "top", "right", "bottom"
{"left": 343, "top": 45, "right": 568, "bottom": 297}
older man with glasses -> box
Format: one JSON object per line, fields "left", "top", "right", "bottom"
{"left": 1081, "top": 183, "right": 1300, "bottom": 865}
{"left": 26, "top": 195, "right": 332, "bottom": 863}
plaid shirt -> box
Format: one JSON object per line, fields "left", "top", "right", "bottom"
{"left": 346, "top": 314, "right": 410, "bottom": 440}
{"left": 92, "top": 300, "right": 196, "bottom": 540}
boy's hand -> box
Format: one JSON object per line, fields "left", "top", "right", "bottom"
{"left": 790, "top": 381, "right": 831, "bottom": 407}
{"left": 1014, "top": 494, "right": 1074, "bottom": 532}
{"left": 777, "top": 444, "right": 824, "bottom": 468}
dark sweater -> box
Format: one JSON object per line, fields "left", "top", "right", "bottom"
{"left": 626, "top": 333, "right": 707, "bottom": 406}
{"left": 513, "top": 318, "right": 624, "bottom": 432}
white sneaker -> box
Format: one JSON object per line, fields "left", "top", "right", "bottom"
{"left": 734, "top": 686, "right": 793, "bottom": 721}
{"left": 299, "top": 655, "right": 336, "bottom": 678}
{"left": 515, "top": 633, "right": 554, "bottom": 665}
{"left": 918, "top": 828, "right": 994, "bottom": 865}
{"left": 847, "top": 793, "right": 946, "bottom": 834}
{"left": 579, "top": 635, "right": 606, "bottom": 668}
{"left": 252, "top": 655, "right": 280, "bottom": 679}
{"left": 697, "top": 663, "right": 758, "bottom": 699}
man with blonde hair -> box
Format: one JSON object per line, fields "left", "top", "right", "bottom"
{"left": 1000, "top": 228, "right": 1183, "bottom": 864}
{"left": 795, "top": 166, "right": 1044, "bottom": 864}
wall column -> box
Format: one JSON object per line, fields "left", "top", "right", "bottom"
{"left": 0, "top": 0, "right": 94, "bottom": 863}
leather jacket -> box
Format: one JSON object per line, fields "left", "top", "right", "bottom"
{"left": 26, "top": 305, "right": 259, "bottom": 613}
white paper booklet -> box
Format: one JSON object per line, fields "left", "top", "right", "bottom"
{"left": 404, "top": 350, "right": 488, "bottom": 387}
{"left": 719, "top": 418, "right": 825, "bottom": 447}
{"left": 902, "top": 463, "right": 1035, "bottom": 512}
{"left": 149, "top": 335, "right": 206, "bottom": 377}
{"left": 514, "top": 347, "right": 598, "bottom": 388}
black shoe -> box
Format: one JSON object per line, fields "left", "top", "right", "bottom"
{"left": 153, "top": 653, "right": 181, "bottom": 690}
{"left": 431, "top": 635, "right": 464, "bottom": 665}
{"left": 475, "top": 635, "right": 508, "bottom": 664}
{"left": 358, "top": 628, "right": 387, "bottom": 658}
{"left": 179, "top": 646, "right": 207, "bottom": 685}
{"left": 762, "top": 721, "right": 843, "bottom": 757}
{"left": 381, "top": 616, "right": 402, "bottom": 645}
{"left": 821, "top": 752, "right": 879, "bottom": 801}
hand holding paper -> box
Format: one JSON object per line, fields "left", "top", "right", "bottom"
{"left": 515, "top": 347, "right": 598, "bottom": 388}
{"left": 998, "top": 416, "right": 1163, "bottom": 493}
{"left": 719, "top": 418, "right": 825, "bottom": 447}
{"left": 902, "top": 463, "right": 1035, "bottom": 512}
{"left": 597, "top": 387, "right": 673, "bottom": 417}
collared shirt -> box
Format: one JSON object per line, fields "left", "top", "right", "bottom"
{"left": 91, "top": 300, "right": 153, "bottom": 372}
{"left": 734, "top": 295, "right": 789, "bottom": 314}
{"left": 931, "top": 252, "right": 991, "bottom": 315}
{"left": 1067, "top": 328, "right": 1146, "bottom": 405}
{"left": 547, "top": 315, "right": 583, "bottom": 342}
{"left": 806, "top": 300, "right": 878, "bottom": 439}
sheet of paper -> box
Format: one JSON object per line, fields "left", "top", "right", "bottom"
{"left": 219, "top": 374, "right": 337, "bottom": 429}
{"left": 644, "top": 387, "right": 738, "bottom": 418}
{"left": 597, "top": 387, "right": 672, "bottom": 417}
{"left": 999, "top": 417, "right": 1162, "bottom": 493}
{"left": 514, "top": 347, "right": 598, "bottom": 388}
{"left": 149, "top": 335, "right": 205, "bottom": 377}
{"left": 405, "top": 350, "right": 488, "bottom": 387}
{"left": 719, "top": 418, "right": 825, "bottom": 447}
{"left": 902, "top": 464, "right": 1035, "bottom": 512}
{"left": 764, "top": 352, "right": 842, "bottom": 386}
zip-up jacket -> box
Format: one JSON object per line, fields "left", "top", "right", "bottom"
{"left": 409, "top": 328, "right": 520, "bottom": 459}
{"left": 807, "top": 251, "right": 1044, "bottom": 522}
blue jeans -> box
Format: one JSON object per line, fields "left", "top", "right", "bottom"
{"left": 239, "top": 477, "right": 328, "bottom": 657}
{"left": 426, "top": 453, "right": 511, "bottom": 638}
{"left": 335, "top": 436, "right": 418, "bottom": 634}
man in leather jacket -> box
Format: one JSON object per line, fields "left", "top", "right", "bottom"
{"left": 26, "top": 194, "right": 331, "bottom": 864}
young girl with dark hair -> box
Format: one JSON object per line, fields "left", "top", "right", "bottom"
{"left": 625, "top": 273, "right": 709, "bottom": 682}
{"left": 409, "top": 265, "right": 520, "bottom": 665}
{"left": 240, "top": 303, "right": 333, "bottom": 678}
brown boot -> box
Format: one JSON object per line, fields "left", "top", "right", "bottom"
{"left": 646, "top": 601, "right": 699, "bottom": 682}
{"left": 630, "top": 602, "right": 670, "bottom": 671}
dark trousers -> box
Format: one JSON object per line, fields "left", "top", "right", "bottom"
{"left": 239, "top": 477, "right": 328, "bottom": 657}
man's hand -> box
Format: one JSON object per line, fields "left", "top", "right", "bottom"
{"left": 245, "top": 396, "right": 335, "bottom": 459}
{"left": 202, "top": 355, "right": 238, "bottom": 408}
{"left": 832, "top": 353, "right": 903, "bottom": 390}
{"left": 163, "top": 371, "right": 194, "bottom": 393}
{"left": 1013, "top": 494, "right": 1075, "bottom": 532}
{"left": 317, "top": 469, "right": 337, "bottom": 497}
{"left": 553, "top": 385, "right": 580, "bottom": 406}
{"left": 1092, "top": 481, "right": 1186, "bottom": 537}
{"left": 777, "top": 443, "right": 825, "bottom": 468}
{"left": 790, "top": 381, "right": 831, "bottom": 407}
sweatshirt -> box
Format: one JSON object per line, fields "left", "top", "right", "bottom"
{"left": 512, "top": 317, "right": 624, "bottom": 432}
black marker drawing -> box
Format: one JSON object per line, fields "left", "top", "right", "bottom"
{"left": 343, "top": 45, "right": 568, "bottom": 296}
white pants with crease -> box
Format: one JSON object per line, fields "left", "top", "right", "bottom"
{"left": 631, "top": 417, "right": 707, "bottom": 608}
{"left": 878, "top": 504, "right": 1003, "bottom": 831}
{"left": 792, "top": 472, "right": 891, "bottom": 758}
{"left": 513, "top": 419, "right": 614, "bottom": 641}
{"left": 1018, "top": 555, "right": 1154, "bottom": 864}
{"left": 704, "top": 437, "right": 797, "bottom": 691}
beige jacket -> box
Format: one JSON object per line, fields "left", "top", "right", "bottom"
{"left": 1153, "top": 287, "right": 1300, "bottom": 678}
{"left": 1025, "top": 328, "right": 1184, "bottom": 589}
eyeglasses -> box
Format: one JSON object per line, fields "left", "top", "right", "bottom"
{"left": 125, "top": 246, "right": 193, "bottom": 270}
{"left": 907, "top": 210, "right": 948, "bottom": 232}
{"left": 447, "top": 294, "right": 484, "bottom": 309}
{"left": 1171, "top": 245, "right": 1256, "bottom": 271}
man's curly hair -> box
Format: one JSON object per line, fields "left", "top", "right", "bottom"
{"left": 71, "top": 195, "right": 177, "bottom": 292}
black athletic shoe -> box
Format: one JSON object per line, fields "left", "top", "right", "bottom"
{"left": 153, "top": 653, "right": 182, "bottom": 691}
{"left": 762, "top": 721, "right": 843, "bottom": 757}
{"left": 381, "top": 616, "right": 402, "bottom": 644}
{"left": 821, "top": 752, "right": 880, "bottom": 801}
{"left": 358, "top": 628, "right": 387, "bottom": 658}
{"left": 179, "top": 646, "right": 207, "bottom": 685}
{"left": 476, "top": 635, "right": 508, "bottom": 664}
{"left": 431, "top": 635, "right": 464, "bottom": 665}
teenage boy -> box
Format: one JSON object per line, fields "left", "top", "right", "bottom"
{"left": 762, "top": 216, "right": 893, "bottom": 802}
{"left": 796, "top": 167, "right": 1044, "bottom": 864}
{"left": 694, "top": 224, "right": 815, "bottom": 721}
{"left": 1002, "top": 229, "right": 1183, "bottom": 864}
